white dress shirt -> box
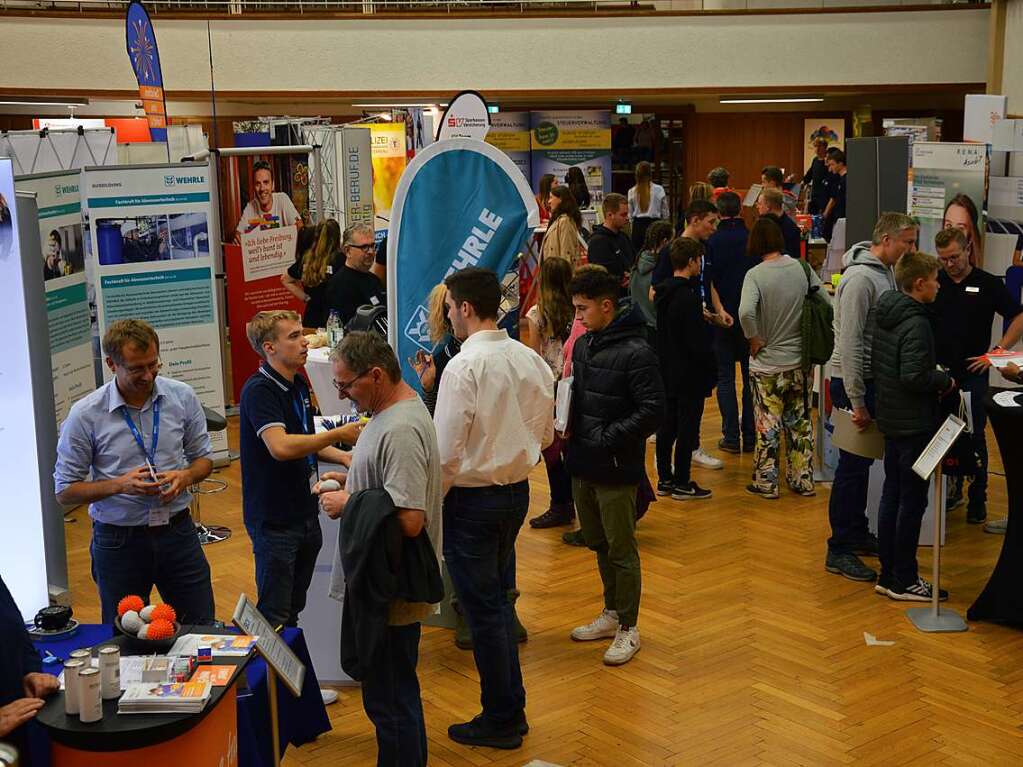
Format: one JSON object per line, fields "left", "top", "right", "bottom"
{"left": 435, "top": 329, "right": 554, "bottom": 491}
{"left": 628, "top": 183, "right": 670, "bottom": 220}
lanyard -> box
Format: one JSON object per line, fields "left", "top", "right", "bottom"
{"left": 292, "top": 390, "right": 317, "bottom": 474}
{"left": 120, "top": 398, "right": 160, "bottom": 465}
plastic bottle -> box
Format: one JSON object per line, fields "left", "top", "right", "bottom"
{"left": 326, "top": 310, "right": 343, "bottom": 348}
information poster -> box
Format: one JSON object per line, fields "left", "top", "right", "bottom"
{"left": 224, "top": 236, "right": 304, "bottom": 405}
{"left": 81, "top": 163, "right": 228, "bottom": 455}
{"left": 803, "top": 118, "right": 845, "bottom": 172}
{"left": 340, "top": 126, "right": 374, "bottom": 228}
{"left": 530, "top": 111, "right": 611, "bottom": 204}
{"left": 485, "top": 112, "right": 531, "bottom": 183}
{"left": 16, "top": 171, "right": 95, "bottom": 428}
{"left": 362, "top": 123, "right": 407, "bottom": 235}
{"left": 911, "top": 142, "right": 988, "bottom": 265}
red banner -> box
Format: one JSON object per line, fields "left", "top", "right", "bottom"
{"left": 224, "top": 242, "right": 304, "bottom": 404}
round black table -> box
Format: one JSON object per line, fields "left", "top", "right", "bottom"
{"left": 968, "top": 390, "right": 1023, "bottom": 627}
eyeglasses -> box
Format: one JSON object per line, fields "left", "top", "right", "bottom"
{"left": 347, "top": 243, "right": 377, "bottom": 253}
{"left": 333, "top": 369, "right": 370, "bottom": 395}
{"left": 123, "top": 359, "right": 162, "bottom": 377}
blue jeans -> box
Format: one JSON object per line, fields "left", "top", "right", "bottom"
{"left": 91, "top": 511, "right": 214, "bottom": 624}
{"left": 877, "top": 434, "right": 931, "bottom": 587}
{"left": 246, "top": 515, "right": 322, "bottom": 628}
{"left": 714, "top": 326, "right": 754, "bottom": 446}
{"left": 360, "top": 622, "right": 427, "bottom": 767}
{"left": 443, "top": 482, "right": 528, "bottom": 728}
{"left": 827, "top": 377, "right": 877, "bottom": 554}
{"left": 960, "top": 372, "right": 989, "bottom": 507}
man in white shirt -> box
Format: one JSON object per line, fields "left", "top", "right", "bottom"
{"left": 435, "top": 267, "right": 554, "bottom": 751}
{"left": 234, "top": 160, "right": 303, "bottom": 242}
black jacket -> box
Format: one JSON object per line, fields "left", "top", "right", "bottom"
{"left": 339, "top": 489, "right": 443, "bottom": 681}
{"left": 655, "top": 276, "right": 717, "bottom": 398}
{"left": 566, "top": 306, "right": 664, "bottom": 485}
{"left": 587, "top": 224, "right": 635, "bottom": 279}
{"left": 872, "top": 290, "right": 952, "bottom": 438}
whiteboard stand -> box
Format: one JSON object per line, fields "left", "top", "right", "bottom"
{"left": 907, "top": 416, "right": 968, "bottom": 633}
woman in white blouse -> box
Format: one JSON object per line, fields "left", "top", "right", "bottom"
{"left": 628, "top": 160, "right": 669, "bottom": 251}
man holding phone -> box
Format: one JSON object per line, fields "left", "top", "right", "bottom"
{"left": 54, "top": 319, "right": 217, "bottom": 624}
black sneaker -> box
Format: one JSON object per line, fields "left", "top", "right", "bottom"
{"left": 561, "top": 529, "right": 586, "bottom": 547}
{"left": 825, "top": 551, "right": 877, "bottom": 582}
{"left": 967, "top": 503, "right": 987, "bottom": 524}
{"left": 746, "top": 483, "right": 779, "bottom": 500}
{"left": 529, "top": 505, "right": 574, "bottom": 529}
{"left": 887, "top": 577, "right": 948, "bottom": 602}
{"left": 448, "top": 716, "right": 522, "bottom": 749}
{"left": 946, "top": 483, "right": 965, "bottom": 511}
{"left": 656, "top": 480, "right": 675, "bottom": 496}
{"left": 742, "top": 440, "right": 755, "bottom": 453}
{"left": 718, "top": 439, "right": 741, "bottom": 454}
{"left": 852, "top": 534, "right": 879, "bottom": 558}
{"left": 671, "top": 481, "right": 712, "bottom": 500}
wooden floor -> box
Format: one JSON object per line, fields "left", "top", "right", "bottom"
{"left": 60, "top": 399, "right": 1023, "bottom": 766}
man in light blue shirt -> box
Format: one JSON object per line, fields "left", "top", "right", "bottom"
{"left": 54, "top": 319, "right": 215, "bottom": 624}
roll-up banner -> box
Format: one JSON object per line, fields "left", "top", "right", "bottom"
{"left": 387, "top": 139, "right": 539, "bottom": 389}
{"left": 530, "top": 110, "right": 611, "bottom": 202}
{"left": 125, "top": 1, "right": 169, "bottom": 145}
{"left": 81, "top": 163, "right": 229, "bottom": 458}
{"left": 361, "top": 123, "right": 407, "bottom": 237}
{"left": 15, "top": 171, "right": 95, "bottom": 429}
{"left": 436, "top": 90, "right": 491, "bottom": 142}
{"left": 485, "top": 112, "right": 531, "bottom": 183}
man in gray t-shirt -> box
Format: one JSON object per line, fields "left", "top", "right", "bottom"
{"left": 318, "top": 332, "right": 441, "bottom": 766}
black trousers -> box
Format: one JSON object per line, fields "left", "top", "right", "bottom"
{"left": 656, "top": 395, "right": 705, "bottom": 486}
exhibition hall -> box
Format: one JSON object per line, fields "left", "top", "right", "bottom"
{"left": 1, "top": 1, "right": 1023, "bottom": 765}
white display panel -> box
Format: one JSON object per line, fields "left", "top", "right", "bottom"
{"left": 0, "top": 158, "right": 52, "bottom": 619}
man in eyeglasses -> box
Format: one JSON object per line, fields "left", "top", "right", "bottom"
{"left": 324, "top": 223, "right": 385, "bottom": 327}
{"left": 54, "top": 319, "right": 217, "bottom": 624}
{"left": 239, "top": 311, "right": 363, "bottom": 628}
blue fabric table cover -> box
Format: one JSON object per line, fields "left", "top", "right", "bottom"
{"left": 28, "top": 623, "right": 331, "bottom": 766}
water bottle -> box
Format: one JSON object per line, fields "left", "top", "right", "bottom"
{"left": 326, "top": 310, "right": 343, "bottom": 348}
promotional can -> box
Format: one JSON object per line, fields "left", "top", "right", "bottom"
{"left": 62, "top": 659, "right": 85, "bottom": 716}
{"left": 98, "top": 646, "right": 121, "bottom": 699}
{"left": 0, "top": 742, "right": 19, "bottom": 766}
{"left": 68, "top": 648, "right": 90, "bottom": 665}
{"left": 77, "top": 668, "right": 102, "bottom": 723}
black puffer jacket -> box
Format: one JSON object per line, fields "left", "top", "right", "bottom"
{"left": 565, "top": 306, "right": 664, "bottom": 485}
{"left": 872, "top": 290, "right": 952, "bottom": 438}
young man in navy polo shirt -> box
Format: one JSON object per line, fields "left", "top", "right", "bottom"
{"left": 239, "top": 310, "right": 363, "bottom": 627}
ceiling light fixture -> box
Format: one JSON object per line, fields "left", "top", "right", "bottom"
{"left": 0, "top": 98, "right": 90, "bottom": 107}
{"left": 719, "top": 97, "right": 824, "bottom": 105}
{"left": 352, "top": 102, "right": 448, "bottom": 109}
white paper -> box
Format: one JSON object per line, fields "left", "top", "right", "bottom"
{"left": 863, "top": 632, "right": 895, "bottom": 647}
{"left": 554, "top": 375, "right": 573, "bottom": 433}
{"left": 912, "top": 414, "right": 966, "bottom": 480}
{"left": 831, "top": 408, "right": 884, "bottom": 460}
{"left": 743, "top": 183, "right": 763, "bottom": 208}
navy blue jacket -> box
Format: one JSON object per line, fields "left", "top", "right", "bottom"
{"left": 705, "top": 218, "right": 753, "bottom": 317}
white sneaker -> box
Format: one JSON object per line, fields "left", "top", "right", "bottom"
{"left": 320, "top": 688, "right": 338, "bottom": 705}
{"left": 692, "top": 448, "right": 724, "bottom": 470}
{"left": 603, "top": 626, "right": 641, "bottom": 665}
{"left": 571, "top": 609, "right": 619, "bottom": 642}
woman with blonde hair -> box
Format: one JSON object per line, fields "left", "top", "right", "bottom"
{"left": 689, "top": 181, "right": 714, "bottom": 204}
{"left": 281, "top": 219, "right": 338, "bottom": 328}
{"left": 411, "top": 283, "right": 461, "bottom": 416}
{"left": 526, "top": 257, "right": 577, "bottom": 529}
{"left": 628, "top": 160, "right": 669, "bottom": 252}
{"left": 540, "top": 186, "right": 584, "bottom": 268}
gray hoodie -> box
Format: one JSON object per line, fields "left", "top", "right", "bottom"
{"left": 829, "top": 241, "right": 897, "bottom": 408}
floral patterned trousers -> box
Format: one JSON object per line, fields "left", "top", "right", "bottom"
{"left": 750, "top": 368, "right": 815, "bottom": 494}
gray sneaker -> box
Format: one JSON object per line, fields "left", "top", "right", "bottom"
{"left": 825, "top": 551, "right": 877, "bottom": 582}
{"left": 984, "top": 518, "right": 1008, "bottom": 535}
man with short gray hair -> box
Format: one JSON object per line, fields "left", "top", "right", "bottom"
{"left": 324, "top": 223, "right": 385, "bottom": 326}
{"left": 826, "top": 213, "right": 917, "bottom": 582}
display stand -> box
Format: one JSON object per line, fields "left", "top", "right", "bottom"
{"left": 233, "top": 593, "right": 307, "bottom": 767}
{"left": 906, "top": 415, "right": 968, "bottom": 633}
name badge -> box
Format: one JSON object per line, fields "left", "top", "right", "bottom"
{"left": 965, "top": 286, "right": 981, "bottom": 293}
{"left": 148, "top": 507, "right": 171, "bottom": 527}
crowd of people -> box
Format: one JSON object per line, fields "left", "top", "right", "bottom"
{"left": 6, "top": 153, "right": 1015, "bottom": 767}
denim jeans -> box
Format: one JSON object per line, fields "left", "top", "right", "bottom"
{"left": 443, "top": 482, "right": 529, "bottom": 728}
{"left": 827, "top": 377, "right": 877, "bottom": 554}
{"left": 360, "top": 622, "right": 427, "bottom": 767}
{"left": 877, "top": 434, "right": 931, "bottom": 587}
{"left": 960, "top": 372, "right": 989, "bottom": 507}
{"left": 246, "top": 515, "right": 322, "bottom": 628}
{"left": 91, "top": 511, "right": 215, "bottom": 625}
{"left": 656, "top": 396, "right": 704, "bottom": 487}
{"left": 714, "top": 326, "right": 754, "bottom": 446}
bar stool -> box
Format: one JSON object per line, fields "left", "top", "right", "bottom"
{"left": 191, "top": 406, "right": 231, "bottom": 545}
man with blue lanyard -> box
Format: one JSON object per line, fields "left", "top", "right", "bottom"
{"left": 240, "top": 311, "right": 363, "bottom": 628}
{"left": 55, "top": 319, "right": 216, "bottom": 624}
